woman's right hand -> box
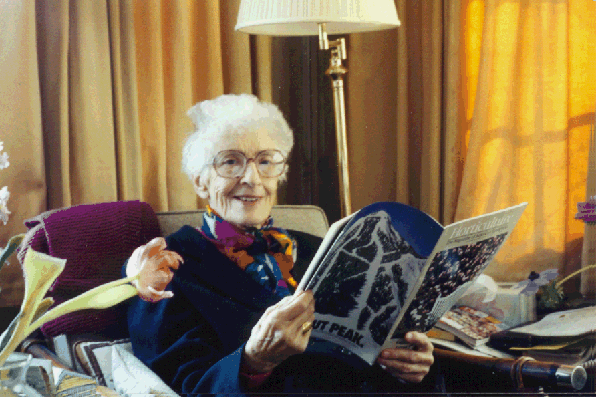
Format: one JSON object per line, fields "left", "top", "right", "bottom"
{"left": 126, "top": 237, "right": 184, "bottom": 302}
{"left": 243, "top": 290, "right": 315, "bottom": 373}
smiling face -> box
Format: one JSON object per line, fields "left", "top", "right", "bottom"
{"left": 195, "top": 127, "right": 282, "bottom": 229}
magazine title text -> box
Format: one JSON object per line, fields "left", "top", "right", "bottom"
{"left": 313, "top": 320, "right": 365, "bottom": 347}
{"left": 449, "top": 214, "right": 513, "bottom": 239}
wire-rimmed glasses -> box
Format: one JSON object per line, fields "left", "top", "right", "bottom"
{"left": 213, "top": 150, "right": 287, "bottom": 178}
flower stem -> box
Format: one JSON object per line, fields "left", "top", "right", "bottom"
{"left": 556, "top": 264, "right": 596, "bottom": 287}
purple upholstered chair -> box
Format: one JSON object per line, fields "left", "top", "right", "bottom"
{"left": 18, "top": 200, "right": 160, "bottom": 339}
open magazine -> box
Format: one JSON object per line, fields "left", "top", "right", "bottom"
{"left": 297, "top": 201, "right": 528, "bottom": 365}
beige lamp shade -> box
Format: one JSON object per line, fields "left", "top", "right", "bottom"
{"left": 235, "top": 0, "right": 400, "bottom": 36}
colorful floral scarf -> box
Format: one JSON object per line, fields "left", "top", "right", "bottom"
{"left": 199, "top": 206, "right": 297, "bottom": 298}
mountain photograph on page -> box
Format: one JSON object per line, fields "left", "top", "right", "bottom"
{"left": 312, "top": 210, "right": 428, "bottom": 346}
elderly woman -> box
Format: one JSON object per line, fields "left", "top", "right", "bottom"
{"left": 125, "top": 94, "right": 441, "bottom": 395}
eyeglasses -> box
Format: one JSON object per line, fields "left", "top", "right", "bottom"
{"left": 212, "top": 150, "right": 287, "bottom": 178}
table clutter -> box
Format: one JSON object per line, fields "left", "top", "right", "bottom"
{"left": 17, "top": 335, "right": 179, "bottom": 397}
{"left": 0, "top": 352, "right": 99, "bottom": 397}
{"left": 428, "top": 277, "right": 595, "bottom": 393}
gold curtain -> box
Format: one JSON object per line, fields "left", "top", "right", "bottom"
{"left": 347, "top": 0, "right": 461, "bottom": 222}
{"left": 0, "top": 0, "right": 270, "bottom": 306}
{"left": 36, "top": 0, "right": 260, "bottom": 212}
{"left": 455, "top": 0, "right": 595, "bottom": 285}
{"left": 2, "top": 0, "right": 595, "bottom": 304}
{"left": 347, "top": 0, "right": 595, "bottom": 285}
{"left": 0, "top": 1, "right": 46, "bottom": 307}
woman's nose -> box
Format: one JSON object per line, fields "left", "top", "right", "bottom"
{"left": 240, "top": 160, "right": 262, "bottom": 185}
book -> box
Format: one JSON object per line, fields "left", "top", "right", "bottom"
{"left": 426, "top": 327, "right": 456, "bottom": 342}
{"left": 298, "top": 201, "right": 527, "bottom": 365}
{"left": 489, "top": 306, "right": 596, "bottom": 350}
{"left": 434, "top": 306, "right": 510, "bottom": 348}
{"left": 75, "top": 338, "right": 132, "bottom": 389}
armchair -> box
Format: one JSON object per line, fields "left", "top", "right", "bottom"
{"left": 15, "top": 201, "right": 330, "bottom": 395}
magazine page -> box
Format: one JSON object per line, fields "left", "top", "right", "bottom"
{"left": 386, "top": 203, "right": 528, "bottom": 348}
{"left": 297, "top": 212, "right": 356, "bottom": 292}
{"left": 303, "top": 202, "right": 444, "bottom": 365}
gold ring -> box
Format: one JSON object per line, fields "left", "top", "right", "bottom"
{"left": 301, "top": 321, "right": 313, "bottom": 334}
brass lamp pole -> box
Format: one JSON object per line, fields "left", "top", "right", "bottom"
{"left": 319, "top": 23, "right": 351, "bottom": 216}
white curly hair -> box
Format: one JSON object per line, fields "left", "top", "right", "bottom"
{"left": 182, "top": 94, "right": 294, "bottom": 183}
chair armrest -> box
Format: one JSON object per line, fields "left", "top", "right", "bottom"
{"left": 20, "top": 338, "right": 71, "bottom": 370}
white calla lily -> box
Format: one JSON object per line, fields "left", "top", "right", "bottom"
{"left": 0, "top": 248, "right": 140, "bottom": 366}
{"left": 26, "top": 276, "right": 138, "bottom": 335}
{"left": 0, "top": 249, "right": 65, "bottom": 366}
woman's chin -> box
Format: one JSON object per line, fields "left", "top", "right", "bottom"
{"left": 235, "top": 217, "right": 267, "bottom": 229}
{"left": 229, "top": 200, "right": 271, "bottom": 228}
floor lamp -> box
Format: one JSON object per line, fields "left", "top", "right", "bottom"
{"left": 236, "top": 0, "right": 400, "bottom": 217}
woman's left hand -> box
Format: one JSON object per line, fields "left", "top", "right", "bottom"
{"left": 376, "top": 331, "right": 434, "bottom": 383}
